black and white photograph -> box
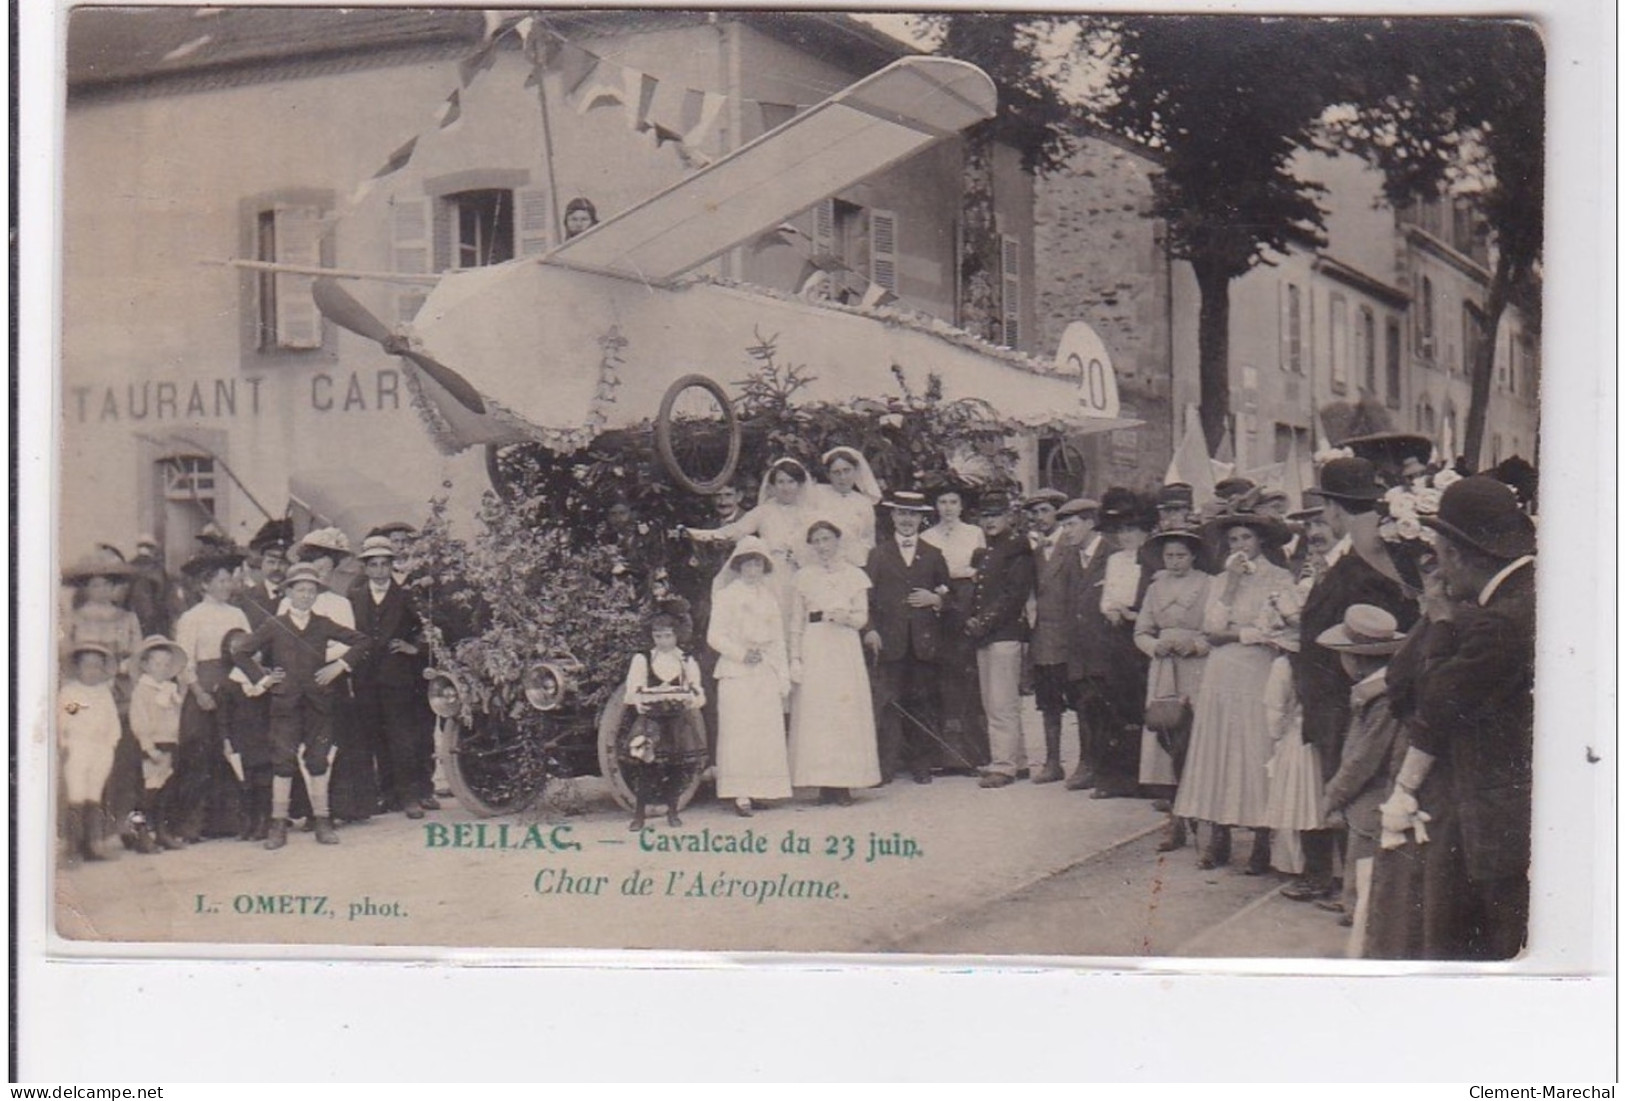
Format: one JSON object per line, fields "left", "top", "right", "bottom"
{"left": 16, "top": 0, "right": 1614, "bottom": 1081}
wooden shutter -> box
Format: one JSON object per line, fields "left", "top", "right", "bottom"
{"left": 392, "top": 196, "right": 431, "bottom": 323}
{"left": 869, "top": 208, "right": 897, "bottom": 294}
{"left": 516, "top": 186, "right": 552, "bottom": 256}
{"left": 272, "top": 204, "right": 322, "bottom": 349}
{"left": 1000, "top": 233, "right": 1021, "bottom": 348}
{"left": 811, "top": 198, "right": 835, "bottom": 257}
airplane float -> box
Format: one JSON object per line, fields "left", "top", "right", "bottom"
{"left": 251, "top": 56, "right": 1137, "bottom": 496}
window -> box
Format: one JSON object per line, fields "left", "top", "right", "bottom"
{"left": 1360, "top": 307, "right": 1377, "bottom": 393}
{"left": 1328, "top": 293, "right": 1349, "bottom": 392}
{"left": 1273, "top": 423, "right": 1310, "bottom": 464}
{"left": 154, "top": 453, "right": 221, "bottom": 571}
{"left": 1417, "top": 276, "right": 1436, "bottom": 361}
{"left": 1385, "top": 318, "right": 1402, "bottom": 408}
{"left": 442, "top": 189, "right": 514, "bottom": 270}
{"left": 1280, "top": 282, "right": 1303, "bottom": 373}
{"left": 1000, "top": 233, "right": 1021, "bottom": 348}
{"left": 809, "top": 198, "right": 902, "bottom": 307}
{"left": 254, "top": 204, "right": 324, "bottom": 350}
{"left": 1462, "top": 302, "right": 1484, "bottom": 380}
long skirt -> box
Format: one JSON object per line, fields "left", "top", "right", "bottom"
{"left": 324, "top": 679, "right": 379, "bottom": 821}
{"left": 789, "top": 622, "right": 881, "bottom": 789}
{"left": 1139, "top": 652, "right": 1205, "bottom": 786}
{"left": 715, "top": 672, "right": 792, "bottom": 800}
{"left": 1172, "top": 642, "right": 1276, "bottom": 827}
{"left": 1363, "top": 774, "right": 1471, "bottom": 960}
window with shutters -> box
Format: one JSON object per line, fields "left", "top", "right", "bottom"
{"left": 1417, "top": 275, "right": 1436, "bottom": 362}
{"left": 1359, "top": 306, "right": 1376, "bottom": 393}
{"left": 1280, "top": 281, "right": 1303, "bottom": 373}
{"left": 1328, "top": 294, "right": 1348, "bottom": 393}
{"left": 870, "top": 209, "right": 897, "bottom": 295}
{"left": 253, "top": 203, "right": 325, "bottom": 350}
{"left": 1000, "top": 234, "right": 1021, "bottom": 349}
{"left": 803, "top": 198, "right": 898, "bottom": 306}
{"left": 441, "top": 189, "right": 515, "bottom": 270}
{"left": 1385, "top": 318, "right": 1402, "bottom": 408}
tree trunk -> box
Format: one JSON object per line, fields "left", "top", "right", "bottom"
{"left": 958, "top": 120, "right": 1000, "bottom": 344}
{"left": 1463, "top": 250, "right": 1513, "bottom": 472}
{"left": 1192, "top": 259, "right": 1233, "bottom": 458}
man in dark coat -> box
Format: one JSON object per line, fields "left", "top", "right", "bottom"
{"left": 126, "top": 534, "right": 181, "bottom": 638}
{"left": 232, "top": 562, "right": 370, "bottom": 848}
{"left": 235, "top": 519, "right": 292, "bottom": 629}
{"left": 1382, "top": 475, "right": 1536, "bottom": 959}
{"left": 1069, "top": 492, "right": 1150, "bottom": 797}
{"left": 1022, "top": 487, "right": 1077, "bottom": 784}
{"left": 966, "top": 490, "right": 1034, "bottom": 789}
{"left": 1290, "top": 457, "right": 1418, "bottom": 900}
{"left": 864, "top": 491, "right": 952, "bottom": 784}
{"left": 348, "top": 535, "right": 432, "bottom": 819}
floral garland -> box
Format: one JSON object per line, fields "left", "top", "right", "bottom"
{"left": 1377, "top": 467, "right": 1462, "bottom": 549}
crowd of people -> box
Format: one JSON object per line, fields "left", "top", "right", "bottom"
{"left": 58, "top": 519, "right": 437, "bottom": 855}
{"left": 56, "top": 433, "right": 1538, "bottom": 961}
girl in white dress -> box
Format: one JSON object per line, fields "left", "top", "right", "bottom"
{"left": 805, "top": 446, "right": 881, "bottom": 568}
{"left": 788, "top": 521, "right": 881, "bottom": 803}
{"left": 707, "top": 536, "right": 792, "bottom": 816}
{"left": 689, "top": 457, "right": 813, "bottom": 637}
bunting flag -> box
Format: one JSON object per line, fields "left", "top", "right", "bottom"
{"left": 624, "top": 68, "right": 659, "bottom": 131}
{"left": 435, "top": 89, "right": 462, "bottom": 130}
{"left": 1166, "top": 407, "right": 1218, "bottom": 508}
{"left": 553, "top": 41, "right": 597, "bottom": 97}
{"left": 458, "top": 38, "right": 499, "bottom": 87}
{"left": 682, "top": 90, "right": 726, "bottom": 150}
{"left": 570, "top": 58, "right": 626, "bottom": 114}
{"left": 373, "top": 136, "right": 418, "bottom": 179}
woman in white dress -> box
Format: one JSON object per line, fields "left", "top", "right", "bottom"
{"left": 706, "top": 536, "right": 792, "bottom": 817}
{"left": 805, "top": 446, "right": 880, "bottom": 568}
{"left": 1172, "top": 513, "right": 1296, "bottom": 872}
{"left": 788, "top": 520, "right": 881, "bottom": 804}
{"left": 689, "top": 457, "right": 813, "bottom": 637}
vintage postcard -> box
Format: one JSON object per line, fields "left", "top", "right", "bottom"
{"left": 34, "top": 3, "right": 1604, "bottom": 983}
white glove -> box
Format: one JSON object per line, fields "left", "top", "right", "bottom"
{"left": 1378, "top": 789, "right": 1432, "bottom": 849}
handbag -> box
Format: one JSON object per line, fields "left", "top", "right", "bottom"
{"left": 1144, "top": 656, "right": 1192, "bottom": 770}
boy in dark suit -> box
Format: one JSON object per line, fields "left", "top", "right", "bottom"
{"left": 233, "top": 562, "right": 369, "bottom": 849}
{"left": 1290, "top": 457, "right": 1418, "bottom": 900}
{"left": 349, "top": 535, "right": 432, "bottom": 819}
{"left": 864, "top": 491, "right": 952, "bottom": 783}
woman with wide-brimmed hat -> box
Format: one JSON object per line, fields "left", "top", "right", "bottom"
{"left": 62, "top": 551, "right": 143, "bottom": 675}
{"left": 707, "top": 536, "right": 793, "bottom": 816}
{"left": 1173, "top": 511, "right": 1296, "bottom": 871}
{"left": 1133, "top": 527, "right": 1213, "bottom": 851}
{"left": 919, "top": 476, "right": 989, "bottom": 773}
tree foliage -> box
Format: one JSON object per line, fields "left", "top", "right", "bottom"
{"left": 1330, "top": 18, "right": 1544, "bottom": 467}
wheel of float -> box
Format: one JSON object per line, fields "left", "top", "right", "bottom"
{"left": 654, "top": 373, "right": 741, "bottom": 495}
{"left": 485, "top": 443, "right": 525, "bottom": 502}
{"left": 443, "top": 711, "right": 547, "bottom": 817}
{"left": 1041, "top": 438, "right": 1087, "bottom": 499}
{"left": 595, "top": 687, "right": 705, "bottom": 814}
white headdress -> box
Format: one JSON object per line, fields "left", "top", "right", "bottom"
{"left": 820, "top": 446, "right": 882, "bottom": 503}
{"left": 758, "top": 456, "right": 813, "bottom": 506}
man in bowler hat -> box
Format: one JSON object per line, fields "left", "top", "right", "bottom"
{"left": 1381, "top": 476, "right": 1536, "bottom": 959}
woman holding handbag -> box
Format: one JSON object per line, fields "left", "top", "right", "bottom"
{"left": 1133, "top": 527, "right": 1212, "bottom": 851}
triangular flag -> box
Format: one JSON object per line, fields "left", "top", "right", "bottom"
{"left": 1166, "top": 406, "right": 1217, "bottom": 508}
{"left": 623, "top": 68, "right": 658, "bottom": 131}
{"left": 481, "top": 9, "right": 508, "bottom": 42}
{"left": 554, "top": 42, "right": 597, "bottom": 97}
{"left": 436, "top": 89, "right": 462, "bottom": 129}
{"left": 458, "top": 39, "right": 498, "bottom": 87}
{"left": 1214, "top": 421, "right": 1235, "bottom": 465}
{"left": 682, "top": 90, "right": 725, "bottom": 150}
{"left": 759, "top": 101, "right": 798, "bottom": 131}
{"left": 371, "top": 136, "right": 418, "bottom": 179}
{"left": 571, "top": 59, "right": 625, "bottom": 114}
{"left": 514, "top": 15, "right": 535, "bottom": 48}
{"left": 646, "top": 77, "right": 690, "bottom": 136}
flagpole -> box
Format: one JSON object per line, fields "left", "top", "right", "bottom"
{"left": 532, "top": 23, "right": 565, "bottom": 248}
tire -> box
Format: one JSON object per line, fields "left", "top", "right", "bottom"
{"left": 1041, "top": 438, "right": 1087, "bottom": 498}
{"left": 485, "top": 443, "right": 522, "bottom": 502}
{"left": 596, "top": 688, "right": 705, "bottom": 814}
{"left": 443, "top": 711, "right": 547, "bottom": 818}
{"left": 655, "top": 374, "right": 741, "bottom": 495}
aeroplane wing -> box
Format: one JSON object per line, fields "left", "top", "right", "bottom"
{"left": 545, "top": 55, "right": 996, "bottom": 284}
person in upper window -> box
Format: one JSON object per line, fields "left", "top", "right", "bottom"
{"left": 563, "top": 196, "right": 599, "bottom": 239}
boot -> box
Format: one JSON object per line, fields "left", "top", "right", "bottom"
{"left": 60, "top": 804, "right": 84, "bottom": 867}
{"left": 1032, "top": 715, "right": 1065, "bottom": 783}
{"left": 77, "top": 804, "right": 106, "bottom": 862}
{"left": 1197, "top": 823, "right": 1231, "bottom": 870}
{"left": 264, "top": 817, "right": 289, "bottom": 850}
{"left": 248, "top": 814, "right": 270, "bottom": 842}
{"left": 313, "top": 816, "right": 340, "bottom": 845}
{"left": 1245, "top": 828, "right": 1273, "bottom": 876}
{"left": 1156, "top": 815, "right": 1188, "bottom": 853}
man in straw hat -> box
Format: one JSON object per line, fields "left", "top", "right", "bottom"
{"left": 966, "top": 489, "right": 1034, "bottom": 788}
{"left": 350, "top": 535, "right": 434, "bottom": 820}
{"left": 1288, "top": 457, "right": 1418, "bottom": 903}
{"left": 1378, "top": 475, "right": 1535, "bottom": 959}
{"left": 1315, "top": 605, "right": 1409, "bottom": 946}
{"left": 863, "top": 490, "right": 951, "bottom": 784}
{"left": 232, "top": 562, "right": 371, "bottom": 848}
